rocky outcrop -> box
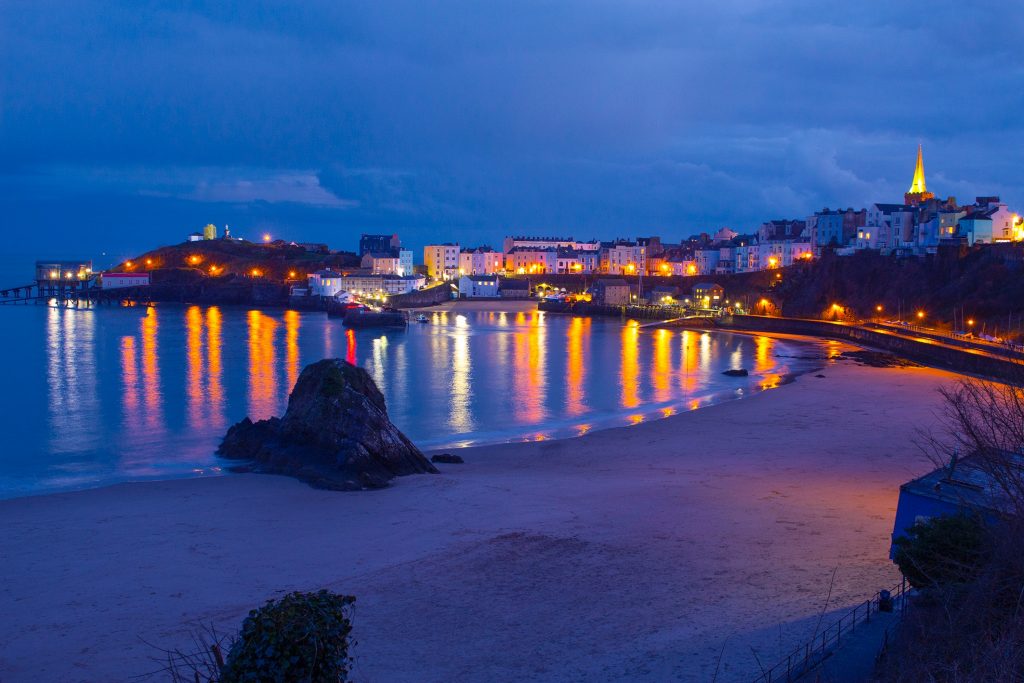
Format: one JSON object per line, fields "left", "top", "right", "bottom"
{"left": 722, "top": 368, "right": 749, "bottom": 377}
{"left": 431, "top": 453, "right": 465, "bottom": 464}
{"left": 218, "top": 359, "right": 437, "bottom": 490}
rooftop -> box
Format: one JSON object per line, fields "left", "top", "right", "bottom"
{"left": 901, "top": 451, "right": 1024, "bottom": 515}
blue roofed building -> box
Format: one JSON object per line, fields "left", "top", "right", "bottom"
{"left": 890, "top": 451, "right": 1022, "bottom": 560}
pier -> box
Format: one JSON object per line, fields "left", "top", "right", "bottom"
{"left": 1, "top": 261, "right": 154, "bottom": 307}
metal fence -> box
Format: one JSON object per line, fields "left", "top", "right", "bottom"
{"left": 751, "top": 579, "right": 908, "bottom": 683}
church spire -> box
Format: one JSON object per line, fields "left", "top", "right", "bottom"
{"left": 904, "top": 144, "right": 934, "bottom": 205}
{"left": 909, "top": 144, "right": 927, "bottom": 194}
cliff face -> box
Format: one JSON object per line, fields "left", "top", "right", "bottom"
{"left": 218, "top": 359, "right": 437, "bottom": 490}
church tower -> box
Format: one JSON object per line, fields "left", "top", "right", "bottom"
{"left": 904, "top": 144, "right": 934, "bottom": 205}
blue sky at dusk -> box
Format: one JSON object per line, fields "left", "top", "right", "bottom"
{"left": 2, "top": 0, "right": 1022, "bottom": 270}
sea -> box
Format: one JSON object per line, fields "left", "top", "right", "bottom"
{"left": 0, "top": 298, "right": 833, "bottom": 499}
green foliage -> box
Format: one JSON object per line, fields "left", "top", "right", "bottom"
{"left": 320, "top": 364, "right": 349, "bottom": 399}
{"left": 220, "top": 590, "right": 356, "bottom": 683}
{"left": 893, "top": 514, "right": 988, "bottom": 590}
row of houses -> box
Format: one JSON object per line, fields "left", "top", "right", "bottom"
{"left": 372, "top": 148, "right": 1021, "bottom": 282}
{"left": 421, "top": 230, "right": 813, "bottom": 280}
{"left": 422, "top": 238, "right": 661, "bottom": 280}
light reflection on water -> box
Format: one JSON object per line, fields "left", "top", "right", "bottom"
{"left": 0, "top": 305, "right": 830, "bottom": 498}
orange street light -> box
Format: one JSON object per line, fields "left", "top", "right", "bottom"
{"left": 288, "top": 270, "right": 297, "bottom": 278}
{"left": 125, "top": 261, "right": 134, "bottom": 268}
{"left": 967, "top": 318, "right": 975, "bottom": 327}
{"left": 263, "top": 233, "right": 272, "bottom": 243}
{"left": 876, "top": 304, "right": 883, "bottom": 312}
{"left": 917, "top": 310, "right": 925, "bottom": 320}
{"left": 189, "top": 255, "right": 201, "bottom": 265}
{"left": 145, "top": 258, "right": 153, "bottom": 266}
{"left": 251, "top": 268, "right": 262, "bottom": 277}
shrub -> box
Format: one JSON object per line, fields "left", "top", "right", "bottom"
{"left": 220, "top": 590, "right": 356, "bottom": 683}
{"left": 892, "top": 513, "right": 987, "bottom": 590}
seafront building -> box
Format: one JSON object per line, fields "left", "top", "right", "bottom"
{"left": 407, "top": 148, "right": 1021, "bottom": 285}
{"left": 459, "top": 247, "right": 503, "bottom": 276}
{"left": 424, "top": 244, "right": 461, "bottom": 280}
{"left": 100, "top": 273, "right": 151, "bottom": 289}
{"left": 458, "top": 274, "right": 500, "bottom": 298}
{"left": 307, "top": 269, "right": 425, "bottom": 298}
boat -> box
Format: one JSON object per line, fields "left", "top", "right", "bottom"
{"left": 415, "top": 314, "right": 429, "bottom": 323}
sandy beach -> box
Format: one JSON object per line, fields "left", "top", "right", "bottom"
{"left": 0, "top": 359, "right": 959, "bottom": 682}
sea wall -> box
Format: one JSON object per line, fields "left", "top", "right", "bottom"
{"left": 540, "top": 301, "right": 698, "bottom": 320}
{"left": 715, "top": 315, "right": 1022, "bottom": 380}
{"left": 390, "top": 284, "right": 452, "bottom": 308}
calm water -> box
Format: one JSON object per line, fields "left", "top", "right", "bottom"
{"left": 0, "top": 304, "right": 831, "bottom": 498}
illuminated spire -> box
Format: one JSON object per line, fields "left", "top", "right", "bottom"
{"left": 908, "top": 144, "right": 927, "bottom": 194}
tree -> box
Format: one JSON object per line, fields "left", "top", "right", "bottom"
{"left": 892, "top": 514, "right": 987, "bottom": 590}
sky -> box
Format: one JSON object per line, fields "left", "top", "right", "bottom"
{"left": 2, "top": 0, "right": 1022, "bottom": 271}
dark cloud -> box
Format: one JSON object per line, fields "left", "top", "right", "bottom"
{"left": 1, "top": 0, "right": 1022, "bottom": 264}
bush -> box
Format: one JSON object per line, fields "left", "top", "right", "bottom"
{"left": 892, "top": 513, "right": 987, "bottom": 590}
{"left": 220, "top": 590, "right": 356, "bottom": 683}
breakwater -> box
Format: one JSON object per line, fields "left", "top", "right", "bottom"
{"left": 544, "top": 300, "right": 1022, "bottom": 381}
{"left": 711, "top": 315, "right": 1021, "bottom": 381}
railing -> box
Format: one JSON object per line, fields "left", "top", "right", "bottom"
{"left": 751, "top": 579, "right": 908, "bottom": 683}
{"left": 868, "top": 321, "right": 1024, "bottom": 360}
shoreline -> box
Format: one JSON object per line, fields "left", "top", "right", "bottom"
{"left": 1, "top": 360, "right": 964, "bottom": 681}
{"left": 2, "top": 326, "right": 839, "bottom": 502}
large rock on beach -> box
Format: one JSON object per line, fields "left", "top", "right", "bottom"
{"left": 218, "top": 359, "right": 437, "bottom": 490}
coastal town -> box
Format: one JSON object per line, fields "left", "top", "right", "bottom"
{"left": 6, "top": 3, "right": 1024, "bottom": 682}
{"left": 10, "top": 146, "right": 1021, "bottom": 325}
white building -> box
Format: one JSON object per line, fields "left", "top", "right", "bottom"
{"left": 398, "top": 249, "right": 414, "bottom": 276}
{"left": 336, "top": 274, "right": 425, "bottom": 297}
{"left": 308, "top": 269, "right": 347, "bottom": 297}
{"left": 100, "top": 273, "right": 150, "bottom": 289}
{"left": 424, "top": 244, "right": 460, "bottom": 280}
{"left": 604, "top": 243, "right": 647, "bottom": 274}
{"left": 863, "top": 203, "right": 917, "bottom": 251}
{"left": 308, "top": 270, "right": 425, "bottom": 298}
{"left": 502, "top": 236, "right": 600, "bottom": 253}
{"left": 458, "top": 274, "right": 500, "bottom": 298}
{"left": 694, "top": 248, "right": 721, "bottom": 276}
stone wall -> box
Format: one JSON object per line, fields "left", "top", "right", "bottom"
{"left": 389, "top": 283, "right": 453, "bottom": 308}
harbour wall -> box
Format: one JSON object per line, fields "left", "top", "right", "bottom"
{"left": 712, "top": 315, "right": 1022, "bottom": 381}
